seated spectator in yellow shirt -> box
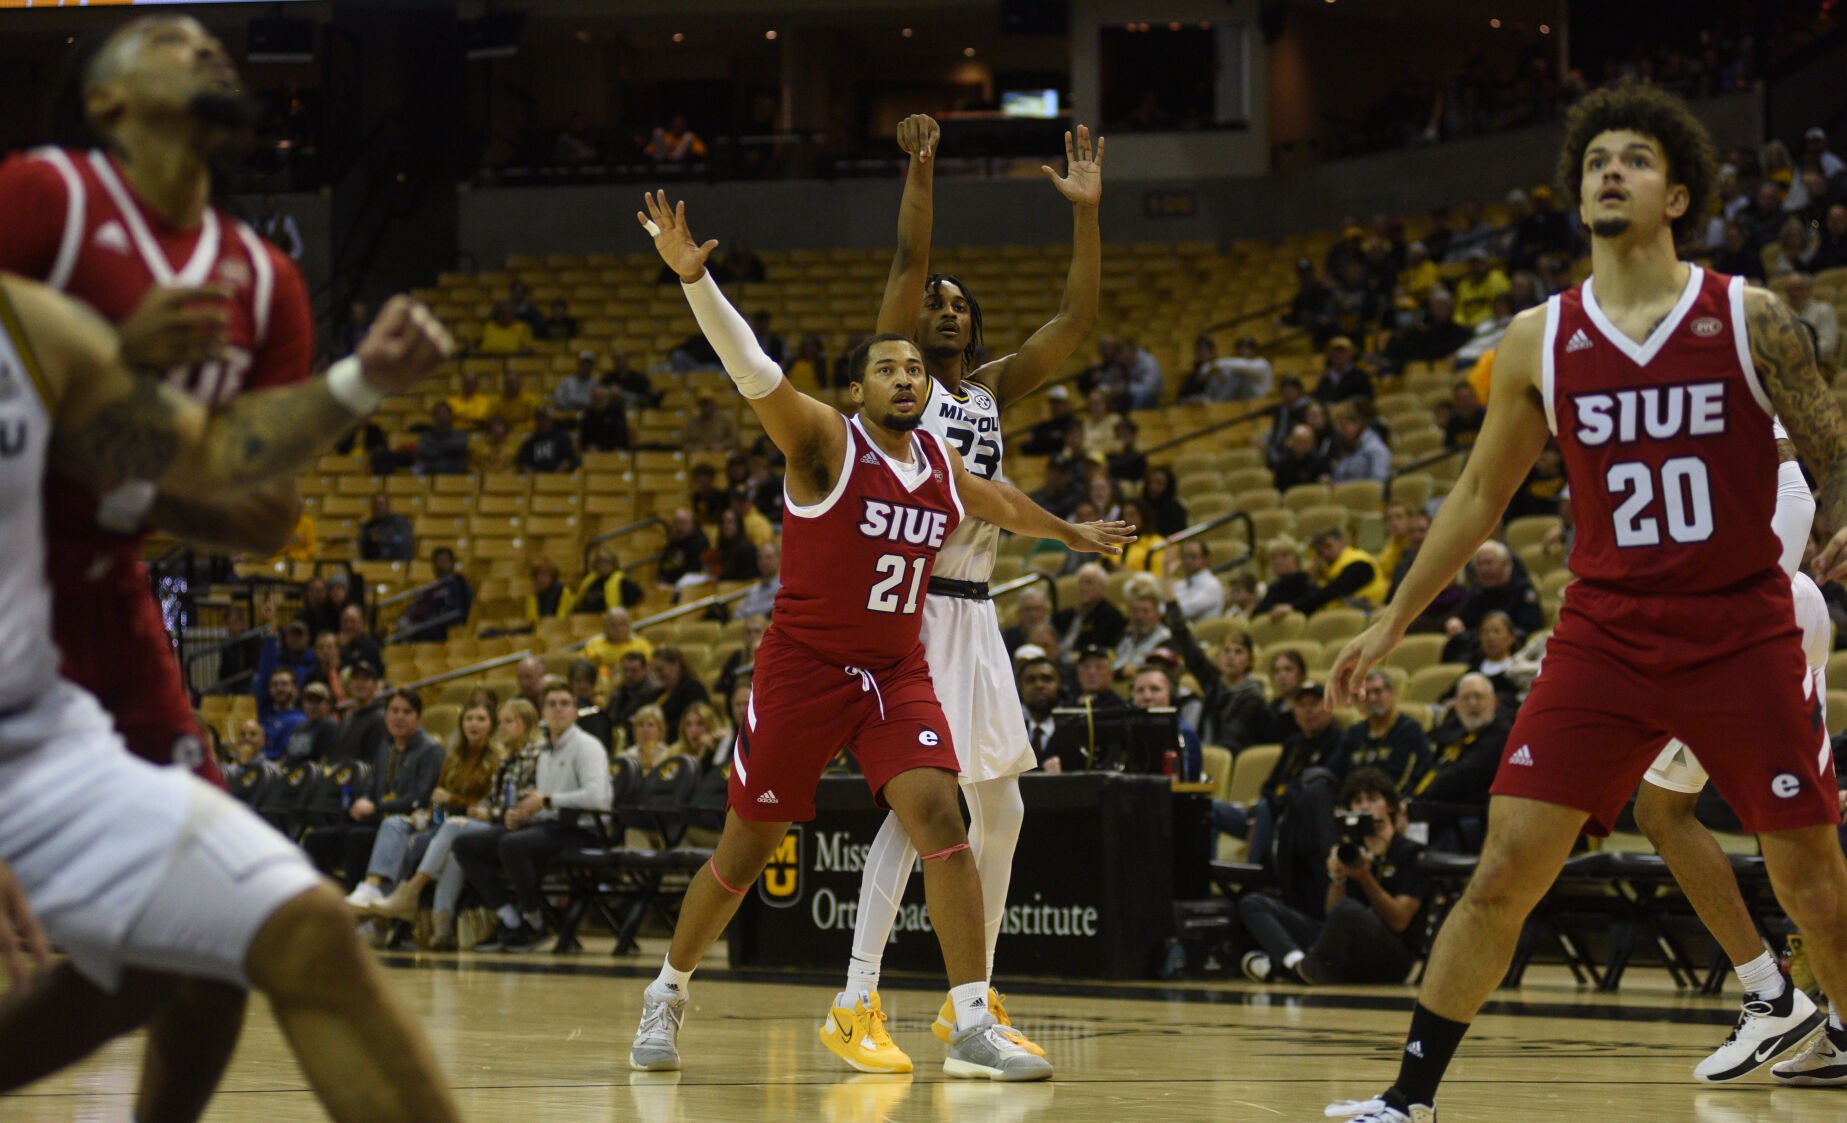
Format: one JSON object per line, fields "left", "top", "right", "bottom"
{"left": 472, "top": 416, "right": 517, "bottom": 473}
{"left": 1453, "top": 249, "right": 1512, "bottom": 327}
{"left": 583, "top": 607, "right": 654, "bottom": 674}
{"left": 1116, "top": 497, "right": 1169, "bottom": 574}
{"left": 489, "top": 371, "right": 544, "bottom": 429}
{"left": 524, "top": 559, "right": 577, "bottom": 624}
{"left": 478, "top": 302, "right": 535, "bottom": 355}
{"left": 273, "top": 509, "right": 318, "bottom": 563}
{"left": 446, "top": 372, "right": 495, "bottom": 430}
{"left": 682, "top": 396, "right": 738, "bottom": 452}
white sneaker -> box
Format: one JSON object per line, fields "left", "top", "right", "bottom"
{"left": 1693, "top": 980, "right": 1823, "bottom": 1082}
{"left": 1326, "top": 1097, "right": 1435, "bottom": 1122}
{"left": 344, "top": 882, "right": 385, "bottom": 913}
{"left": 1240, "top": 950, "right": 1272, "bottom": 982}
{"left": 629, "top": 985, "right": 687, "bottom": 1072}
{"left": 1771, "top": 1022, "right": 1847, "bottom": 1085}
{"left": 943, "top": 1019, "right": 1053, "bottom": 1082}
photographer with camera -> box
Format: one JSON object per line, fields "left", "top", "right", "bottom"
{"left": 1238, "top": 767, "right": 1433, "bottom": 985}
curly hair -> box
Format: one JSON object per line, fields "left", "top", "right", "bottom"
{"left": 1555, "top": 81, "right": 1717, "bottom": 249}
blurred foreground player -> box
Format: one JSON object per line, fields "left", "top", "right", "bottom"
{"left": 0, "top": 285, "right": 461, "bottom": 1123}
{"left": 626, "top": 192, "right": 1130, "bottom": 1081}
{"left": 1327, "top": 83, "right": 1847, "bottom": 1121}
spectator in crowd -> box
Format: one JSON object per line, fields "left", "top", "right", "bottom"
{"left": 337, "top": 606, "right": 381, "bottom": 678}
{"left": 623, "top": 705, "right": 673, "bottom": 774}
{"left": 658, "top": 507, "right": 713, "bottom": 592}
{"left": 706, "top": 508, "right": 760, "bottom": 581}
{"left": 1260, "top": 377, "right": 1311, "bottom": 466}
{"left": 370, "top": 699, "right": 543, "bottom": 949}
{"left": 1284, "top": 258, "right": 1338, "bottom": 347}
{"left": 1141, "top": 466, "right": 1189, "bottom": 536}
{"left": 1304, "top": 526, "right": 1389, "bottom": 614}
{"left": 254, "top": 194, "right": 303, "bottom": 259}
{"left": 714, "top": 238, "right": 766, "bottom": 285}
{"left": 1375, "top": 503, "right": 1414, "bottom": 590}
{"left": 1740, "top": 182, "right": 1786, "bottom": 253}
{"left": 1055, "top": 562, "right": 1127, "bottom": 652}
{"left": 459, "top": 683, "right": 612, "bottom": 952}
{"left": 750, "top": 310, "right": 787, "bottom": 369}
{"left": 784, "top": 335, "right": 828, "bottom": 390}
{"left": 1002, "top": 587, "right": 1052, "bottom": 655}
{"left": 541, "top": 300, "right": 579, "bottom": 344}
{"left": 1022, "top": 385, "right": 1077, "bottom": 455}
{"left": 1219, "top": 682, "right": 1344, "bottom": 861}
{"left": 256, "top": 603, "right": 318, "bottom": 695}
{"left": 1017, "top": 656, "right": 1064, "bottom": 768}
{"left": 579, "top": 383, "right": 631, "bottom": 452}
{"left": 446, "top": 372, "right": 495, "bottom": 431}
{"left": 1412, "top": 672, "right": 1510, "bottom": 851}
{"left": 399, "top": 546, "right": 473, "bottom": 642}
{"left": 1506, "top": 441, "right": 1567, "bottom": 521}
{"left": 647, "top": 114, "right": 707, "bottom": 162}
{"left": 1447, "top": 609, "right": 1542, "bottom": 704}
{"left": 1106, "top": 417, "right": 1147, "bottom": 485}
{"left": 1509, "top": 184, "right": 1572, "bottom": 271}
{"left": 1094, "top": 336, "right": 1166, "bottom": 411}
{"left": 1812, "top": 205, "right": 1847, "bottom": 272}
{"left": 650, "top": 647, "right": 710, "bottom": 740}
{"left": 344, "top": 700, "right": 505, "bottom": 912}
{"left": 554, "top": 353, "right": 599, "bottom": 415}
{"left": 574, "top": 548, "right": 643, "bottom": 616}
{"left": 1086, "top": 475, "right": 1123, "bottom": 523}
{"left": 1117, "top": 498, "right": 1169, "bottom": 575}
{"left": 513, "top": 657, "right": 548, "bottom": 714}
{"left": 307, "top": 631, "right": 345, "bottom": 704}
{"left": 1272, "top": 424, "right": 1331, "bottom": 491}
{"left": 522, "top": 560, "right": 577, "bottom": 624}
{"left": 604, "top": 651, "right": 662, "bottom": 743}
{"left": 584, "top": 608, "right": 653, "bottom": 674}
{"left": 1032, "top": 455, "right": 1086, "bottom": 519}
{"left": 734, "top": 542, "right": 781, "bottom": 620}
{"left": 1080, "top": 389, "right": 1123, "bottom": 455}
{"left": 215, "top": 602, "right": 262, "bottom": 692}
{"left": 1787, "top": 273, "right": 1840, "bottom": 366}
{"left": 1334, "top": 671, "right": 1430, "bottom": 791}
{"left": 1044, "top": 646, "right": 1129, "bottom": 773}
{"left": 1254, "top": 537, "right": 1314, "bottom": 617}
{"left": 1113, "top": 574, "right": 1172, "bottom": 674}
{"left": 567, "top": 659, "right": 615, "bottom": 748}
{"left": 1806, "top": 126, "right": 1844, "bottom": 178}
{"left": 1328, "top": 401, "right": 1392, "bottom": 484}
{"left": 1712, "top": 221, "right": 1766, "bottom": 281}
{"left": 303, "top": 689, "right": 444, "bottom": 890}
{"left": 1130, "top": 664, "right": 1202, "bottom": 780}
{"left": 1444, "top": 381, "right": 1487, "bottom": 449}
{"left": 741, "top": 454, "right": 785, "bottom": 527}
{"left": 708, "top": 683, "right": 753, "bottom": 770}
{"left": 257, "top": 667, "right": 305, "bottom": 761}
{"left": 515, "top": 410, "right": 579, "bottom": 473}
{"left": 1327, "top": 259, "right": 1382, "bottom": 341}
{"left": 1237, "top": 767, "right": 1431, "bottom": 985}
{"left": 1168, "top": 539, "right": 1224, "bottom": 623}
{"left": 686, "top": 463, "right": 729, "bottom": 524}
{"left": 1396, "top": 242, "right": 1440, "bottom": 309}
{"left": 669, "top": 700, "right": 728, "bottom": 764}
{"left": 1253, "top": 647, "right": 1307, "bottom": 750}
{"left": 507, "top": 281, "right": 543, "bottom": 332}
{"left": 1453, "top": 248, "right": 1511, "bottom": 327}
{"left": 1768, "top": 217, "right": 1814, "bottom": 278}
{"left": 604, "top": 351, "right": 663, "bottom": 409}
{"left": 297, "top": 576, "right": 339, "bottom": 636}
{"left": 1313, "top": 338, "right": 1373, "bottom": 405}
{"left": 1386, "top": 287, "right": 1472, "bottom": 370}
{"left": 285, "top": 682, "right": 340, "bottom": 762}
{"left": 478, "top": 302, "right": 535, "bottom": 355}
{"left": 1165, "top": 609, "right": 1266, "bottom": 751}
{"left": 416, "top": 402, "right": 471, "bottom": 475}
{"left": 714, "top": 613, "right": 768, "bottom": 699}
{"left": 225, "top": 718, "right": 265, "bottom": 769}
{"left": 1446, "top": 540, "right": 1543, "bottom": 636}
{"left": 490, "top": 371, "right": 544, "bottom": 430}
{"left": 683, "top": 396, "right": 738, "bottom": 451}
{"left": 324, "top": 657, "right": 385, "bottom": 762}
{"left": 359, "top": 494, "right": 414, "bottom": 561}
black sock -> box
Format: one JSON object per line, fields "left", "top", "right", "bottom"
{"left": 1391, "top": 1002, "right": 1470, "bottom": 1107}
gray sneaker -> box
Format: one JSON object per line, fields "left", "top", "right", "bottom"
{"left": 943, "top": 1019, "right": 1054, "bottom": 1082}
{"left": 629, "top": 985, "right": 687, "bottom": 1072}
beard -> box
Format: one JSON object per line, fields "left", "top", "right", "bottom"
{"left": 880, "top": 410, "right": 923, "bottom": 432}
{"left": 921, "top": 337, "right": 963, "bottom": 363}
{"left": 190, "top": 90, "right": 264, "bottom": 130}
{"left": 1590, "top": 217, "right": 1632, "bottom": 239}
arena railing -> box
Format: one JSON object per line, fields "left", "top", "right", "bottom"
{"left": 1383, "top": 445, "right": 1468, "bottom": 502}
{"left": 582, "top": 515, "right": 664, "bottom": 576}
{"left": 1168, "top": 509, "right": 1258, "bottom": 575}
{"left": 561, "top": 583, "right": 758, "bottom": 653}
{"left": 989, "top": 570, "right": 1059, "bottom": 615}
{"left": 398, "top": 649, "right": 536, "bottom": 696}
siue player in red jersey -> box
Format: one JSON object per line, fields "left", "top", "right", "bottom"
{"left": 0, "top": 15, "right": 314, "bottom": 790}
{"left": 1325, "top": 84, "right": 1847, "bottom": 1123}
{"left": 625, "top": 192, "right": 1131, "bottom": 1082}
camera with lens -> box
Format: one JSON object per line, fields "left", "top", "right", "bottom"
{"left": 1334, "top": 811, "right": 1378, "bottom": 868}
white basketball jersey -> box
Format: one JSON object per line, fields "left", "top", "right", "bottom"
{"left": 0, "top": 303, "right": 60, "bottom": 715}
{"left": 917, "top": 373, "right": 1004, "bottom": 583}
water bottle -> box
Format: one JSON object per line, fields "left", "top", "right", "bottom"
{"left": 432, "top": 804, "right": 446, "bottom": 827}
{"left": 340, "top": 783, "right": 352, "bottom": 811}
{"left": 1161, "top": 750, "right": 1177, "bottom": 777}
{"left": 503, "top": 778, "right": 515, "bottom": 812}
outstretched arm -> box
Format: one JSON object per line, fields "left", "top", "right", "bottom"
{"left": 638, "top": 191, "right": 844, "bottom": 498}
{"left": 150, "top": 482, "right": 304, "bottom": 556}
{"left": 875, "top": 115, "right": 940, "bottom": 337}
{"left": 948, "top": 446, "right": 1134, "bottom": 555}
{"left": 1747, "top": 287, "right": 1847, "bottom": 578}
{"left": 985, "top": 127, "right": 1105, "bottom": 410}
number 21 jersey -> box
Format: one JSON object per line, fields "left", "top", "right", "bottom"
{"left": 1544, "top": 265, "right": 1778, "bottom": 594}
{"left": 772, "top": 415, "right": 964, "bottom": 667}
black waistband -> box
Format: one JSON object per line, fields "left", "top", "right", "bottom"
{"left": 926, "top": 576, "right": 990, "bottom": 601}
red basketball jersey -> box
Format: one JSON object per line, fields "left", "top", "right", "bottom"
{"left": 771, "top": 415, "right": 965, "bottom": 668}
{"left": 1545, "top": 266, "right": 1779, "bottom": 594}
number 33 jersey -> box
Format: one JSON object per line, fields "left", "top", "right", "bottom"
{"left": 772, "top": 415, "right": 965, "bottom": 667}
{"left": 916, "top": 375, "right": 1004, "bottom": 583}
{"left": 1544, "top": 265, "right": 1781, "bottom": 595}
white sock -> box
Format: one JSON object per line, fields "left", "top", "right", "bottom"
{"left": 1830, "top": 1003, "right": 1843, "bottom": 1033}
{"left": 833, "top": 989, "right": 867, "bottom": 1010}
{"left": 1735, "top": 950, "right": 1784, "bottom": 999}
{"left": 845, "top": 811, "right": 917, "bottom": 998}
{"left": 652, "top": 955, "right": 693, "bottom": 998}
{"left": 965, "top": 776, "right": 1026, "bottom": 981}
{"left": 950, "top": 980, "right": 991, "bottom": 1032}
{"left": 1282, "top": 949, "right": 1306, "bottom": 971}
{"left": 496, "top": 904, "right": 522, "bottom": 929}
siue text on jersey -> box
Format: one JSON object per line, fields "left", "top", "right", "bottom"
{"left": 857, "top": 498, "right": 951, "bottom": 548}
{"left": 1572, "top": 381, "right": 1728, "bottom": 447}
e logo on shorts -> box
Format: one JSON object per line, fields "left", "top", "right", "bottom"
{"left": 1771, "top": 773, "right": 1803, "bottom": 799}
{"left": 919, "top": 729, "right": 940, "bottom": 747}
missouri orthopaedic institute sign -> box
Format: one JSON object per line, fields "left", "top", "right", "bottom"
{"left": 730, "top": 772, "right": 1176, "bottom": 980}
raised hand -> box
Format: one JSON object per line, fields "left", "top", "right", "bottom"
{"left": 117, "top": 285, "right": 230, "bottom": 373}
{"left": 1064, "top": 518, "right": 1137, "bottom": 556}
{"left": 356, "top": 296, "right": 454, "bottom": 397}
{"left": 638, "top": 190, "right": 719, "bottom": 284}
{"left": 896, "top": 114, "right": 940, "bottom": 163}
{"left": 1327, "top": 617, "right": 1407, "bottom": 707}
{"left": 1042, "top": 125, "right": 1104, "bottom": 208}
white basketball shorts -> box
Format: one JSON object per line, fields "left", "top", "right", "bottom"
{"left": 919, "top": 593, "right": 1037, "bottom": 784}
{"left": 1644, "top": 572, "right": 1831, "bottom": 795}
{"left": 0, "top": 681, "right": 321, "bottom": 991}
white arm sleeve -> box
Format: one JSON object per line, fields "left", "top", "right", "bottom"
{"left": 681, "top": 272, "right": 785, "bottom": 399}
{"left": 1773, "top": 458, "right": 1815, "bottom": 578}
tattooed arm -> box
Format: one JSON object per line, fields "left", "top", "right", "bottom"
{"left": 1746, "top": 286, "right": 1847, "bottom": 577}
{"left": 148, "top": 483, "right": 304, "bottom": 556}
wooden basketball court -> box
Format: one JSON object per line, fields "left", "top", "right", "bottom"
{"left": 3, "top": 937, "right": 1841, "bottom": 1121}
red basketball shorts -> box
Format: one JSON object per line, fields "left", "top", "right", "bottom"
{"left": 729, "top": 629, "right": 958, "bottom": 822}
{"left": 1494, "top": 571, "right": 1839, "bottom": 835}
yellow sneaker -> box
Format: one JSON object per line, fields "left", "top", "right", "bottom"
{"left": 820, "top": 990, "right": 913, "bottom": 1074}
{"left": 931, "top": 989, "right": 1048, "bottom": 1058}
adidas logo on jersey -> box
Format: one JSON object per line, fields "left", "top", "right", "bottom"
{"left": 860, "top": 451, "right": 880, "bottom": 465}
{"left": 92, "top": 220, "right": 130, "bottom": 254}
{"left": 756, "top": 790, "right": 780, "bottom": 805}
{"left": 1565, "top": 329, "right": 1593, "bottom": 353}
{"left": 1509, "top": 745, "right": 1535, "bottom": 767}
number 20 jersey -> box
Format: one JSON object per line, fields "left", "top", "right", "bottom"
{"left": 771, "top": 415, "right": 965, "bottom": 667}
{"left": 916, "top": 374, "right": 1004, "bottom": 583}
{"left": 1543, "top": 266, "right": 1778, "bottom": 595}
